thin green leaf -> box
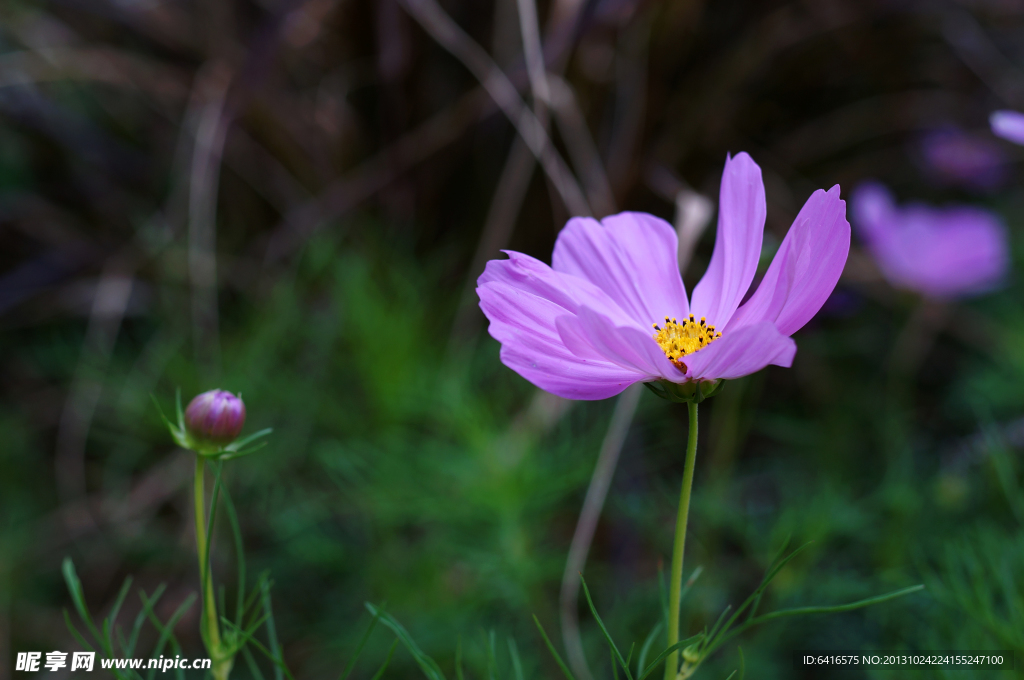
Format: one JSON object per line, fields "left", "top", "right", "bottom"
{"left": 62, "top": 558, "right": 102, "bottom": 641}
{"left": 703, "top": 605, "right": 733, "bottom": 654}
{"left": 579, "top": 576, "right": 634, "bottom": 680}
{"left": 124, "top": 584, "right": 165, "bottom": 658}
{"left": 219, "top": 442, "right": 269, "bottom": 460}
{"left": 508, "top": 637, "right": 525, "bottom": 680}
{"left": 636, "top": 622, "right": 662, "bottom": 678}
{"left": 531, "top": 615, "right": 576, "bottom": 680}
{"left": 636, "top": 634, "right": 705, "bottom": 680}
{"left": 720, "top": 584, "right": 926, "bottom": 647}
{"left": 222, "top": 619, "right": 296, "bottom": 680}
{"left": 103, "top": 576, "right": 133, "bottom": 657}
{"left": 370, "top": 639, "right": 399, "bottom": 680}
{"left": 140, "top": 591, "right": 195, "bottom": 680}
{"left": 364, "top": 603, "right": 446, "bottom": 680}
{"left": 242, "top": 646, "right": 267, "bottom": 680}
{"left": 63, "top": 609, "right": 96, "bottom": 653}
{"left": 485, "top": 629, "right": 498, "bottom": 680}
{"left": 219, "top": 481, "right": 246, "bottom": 629}
{"left": 175, "top": 388, "right": 185, "bottom": 432}
{"left": 225, "top": 428, "right": 274, "bottom": 451}
{"left": 260, "top": 577, "right": 284, "bottom": 680}
{"left": 200, "top": 461, "right": 224, "bottom": 645}
{"left": 679, "top": 566, "right": 703, "bottom": 607}
{"left": 456, "top": 636, "right": 465, "bottom": 680}
{"left": 339, "top": 608, "right": 381, "bottom": 680}
{"left": 706, "top": 542, "right": 815, "bottom": 653}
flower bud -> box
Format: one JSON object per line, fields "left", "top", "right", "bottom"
{"left": 184, "top": 390, "right": 246, "bottom": 446}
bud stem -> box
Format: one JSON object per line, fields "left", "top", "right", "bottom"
{"left": 665, "top": 402, "right": 698, "bottom": 680}
{"left": 194, "top": 457, "right": 231, "bottom": 680}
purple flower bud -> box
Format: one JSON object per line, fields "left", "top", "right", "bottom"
{"left": 184, "top": 390, "right": 246, "bottom": 446}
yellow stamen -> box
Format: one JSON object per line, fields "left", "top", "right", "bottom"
{"left": 652, "top": 315, "right": 722, "bottom": 370}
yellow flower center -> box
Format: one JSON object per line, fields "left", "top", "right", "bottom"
{"left": 652, "top": 314, "right": 722, "bottom": 370}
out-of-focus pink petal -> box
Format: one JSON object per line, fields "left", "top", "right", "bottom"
{"left": 556, "top": 306, "right": 680, "bottom": 381}
{"left": 477, "top": 253, "right": 642, "bottom": 399}
{"left": 728, "top": 186, "right": 851, "bottom": 336}
{"left": 850, "top": 182, "right": 1010, "bottom": 298}
{"left": 850, "top": 182, "right": 894, "bottom": 243}
{"left": 991, "top": 110, "right": 1024, "bottom": 146}
{"left": 552, "top": 212, "right": 689, "bottom": 326}
{"left": 683, "top": 321, "right": 796, "bottom": 380}
{"left": 690, "top": 152, "right": 767, "bottom": 328}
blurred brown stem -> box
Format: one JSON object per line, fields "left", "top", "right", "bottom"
{"left": 398, "top": 0, "right": 590, "bottom": 216}
{"left": 559, "top": 383, "right": 642, "bottom": 680}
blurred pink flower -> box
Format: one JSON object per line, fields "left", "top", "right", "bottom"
{"left": 852, "top": 182, "right": 1009, "bottom": 298}
{"left": 476, "top": 153, "right": 851, "bottom": 400}
{"left": 991, "top": 110, "right": 1024, "bottom": 145}
{"left": 918, "top": 128, "right": 1008, "bottom": 191}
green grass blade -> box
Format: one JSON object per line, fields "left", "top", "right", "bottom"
{"left": 221, "top": 619, "right": 296, "bottom": 680}
{"left": 63, "top": 609, "right": 96, "bottom": 652}
{"left": 103, "top": 576, "right": 133, "bottom": 657}
{"left": 242, "top": 646, "right": 267, "bottom": 680}
{"left": 338, "top": 608, "right": 381, "bottom": 680}
{"left": 679, "top": 566, "right": 703, "bottom": 607}
{"left": 489, "top": 626, "right": 501, "bottom": 680}
{"left": 200, "top": 461, "right": 224, "bottom": 643}
{"left": 579, "top": 576, "right": 634, "bottom": 680}
{"left": 636, "top": 634, "right": 704, "bottom": 680}
{"left": 636, "top": 622, "right": 662, "bottom": 678}
{"left": 62, "top": 558, "right": 103, "bottom": 641}
{"left": 531, "top": 615, "right": 576, "bottom": 680}
{"left": 218, "top": 481, "right": 246, "bottom": 629}
{"left": 226, "top": 428, "right": 274, "bottom": 451}
{"left": 364, "top": 603, "right": 446, "bottom": 680}
{"left": 720, "top": 584, "right": 925, "bottom": 647}
{"left": 706, "top": 542, "right": 814, "bottom": 653}
{"left": 508, "top": 637, "right": 525, "bottom": 680}
{"left": 370, "top": 640, "right": 399, "bottom": 680}
{"left": 140, "top": 591, "right": 196, "bottom": 680}
{"left": 261, "top": 579, "right": 284, "bottom": 680}
{"left": 125, "top": 585, "right": 165, "bottom": 657}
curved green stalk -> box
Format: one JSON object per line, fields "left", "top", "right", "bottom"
{"left": 665, "top": 402, "right": 699, "bottom": 680}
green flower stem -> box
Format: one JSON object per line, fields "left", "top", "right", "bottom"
{"left": 665, "top": 402, "right": 698, "bottom": 680}
{"left": 194, "top": 457, "right": 231, "bottom": 680}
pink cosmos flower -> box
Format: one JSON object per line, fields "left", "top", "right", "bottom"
{"left": 476, "top": 152, "right": 851, "bottom": 400}
{"left": 990, "top": 110, "right": 1024, "bottom": 145}
{"left": 851, "top": 182, "right": 1009, "bottom": 299}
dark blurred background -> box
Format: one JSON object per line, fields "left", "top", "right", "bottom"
{"left": 2, "top": 0, "right": 1024, "bottom": 677}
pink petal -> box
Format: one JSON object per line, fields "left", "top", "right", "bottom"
{"left": 990, "top": 110, "right": 1024, "bottom": 146}
{"left": 683, "top": 321, "right": 796, "bottom": 380}
{"left": 690, "top": 152, "right": 767, "bottom": 328}
{"left": 556, "top": 306, "right": 681, "bottom": 381}
{"left": 479, "top": 250, "right": 632, "bottom": 325}
{"left": 728, "top": 186, "right": 851, "bottom": 336}
{"left": 851, "top": 183, "right": 1009, "bottom": 298}
{"left": 552, "top": 211, "right": 689, "bottom": 327}
{"left": 477, "top": 254, "right": 642, "bottom": 399}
